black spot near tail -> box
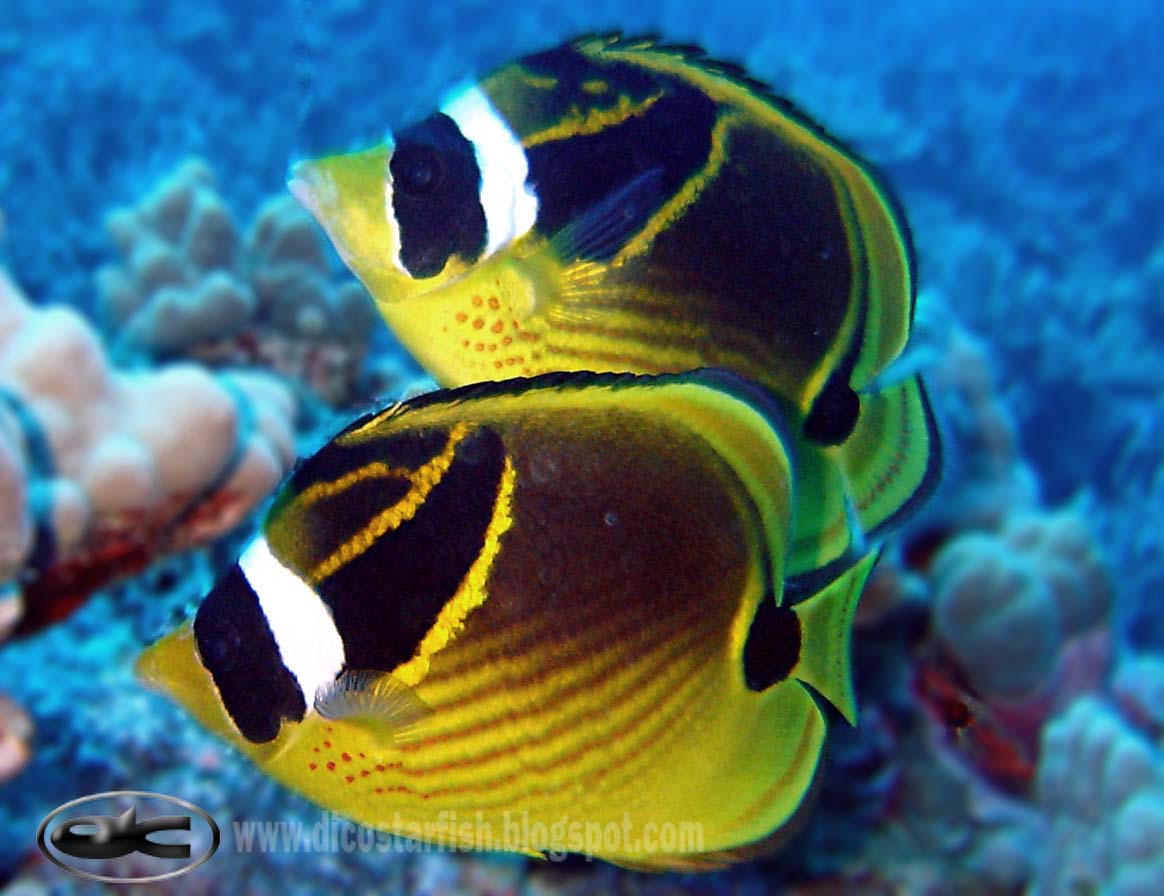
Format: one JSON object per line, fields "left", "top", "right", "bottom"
{"left": 803, "top": 372, "right": 860, "bottom": 446}
{"left": 743, "top": 593, "right": 802, "bottom": 691}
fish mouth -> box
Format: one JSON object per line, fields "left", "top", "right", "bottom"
{"left": 287, "top": 151, "right": 413, "bottom": 295}
{"left": 135, "top": 622, "right": 239, "bottom": 746}
{"left": 287, "top": 159, "right": 332, "bottom": 222}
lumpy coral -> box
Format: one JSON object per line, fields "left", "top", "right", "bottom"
{"left": 1035, "top": 696, "right": 1164, "bottom": 895}
{"left": 931, "top": 508, "right": 1113, "bottom": 701}
{"left": 0, "top": 692, "right": 32, "bottom": 785}
{"left": 96, "top": 159, "right": 381, "bottom": 405}
{"left": 0, "top": 267, "right": 296, "bottom": 633}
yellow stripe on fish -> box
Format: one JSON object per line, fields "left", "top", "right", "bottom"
{"left": 288, "top": 33, "right": 940, "bottom": 586}
{"left": 137, "top": 370, "right": 870, "bottom": 870}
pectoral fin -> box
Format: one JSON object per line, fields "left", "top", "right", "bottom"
{"left": 546, "top": 167, "right": 665, "bottom": 263}
{"left": 314, "top": 669, "right": 434, "bottom": 743}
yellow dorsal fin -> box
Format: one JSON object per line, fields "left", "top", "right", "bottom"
{"left": 790, "top": 551, "right": 877, "bottom": 725}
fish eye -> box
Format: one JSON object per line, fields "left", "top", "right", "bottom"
{"left": 198, "top": 615, "right": 241, "bottom": 672}
{"left": 392, "top": 145, "right": 443, "bottom": 197}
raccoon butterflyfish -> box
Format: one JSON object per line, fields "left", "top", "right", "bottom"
{"left": 138, "top": 369, "right": 873, "bottom": 871}
{"left": 288, "top": 33, "right": 939, "bottom": 591}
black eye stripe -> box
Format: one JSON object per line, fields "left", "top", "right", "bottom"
{"left": 194, "top": 564, "right": 306, "bottom": 743}
{"left": 391, "top": 112, "right": 486, "bottom": 278}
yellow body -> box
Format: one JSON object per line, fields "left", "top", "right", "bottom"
{"left": 291, "top": 35, "right": 939, "bottom": 588}
{"left": 139, "top": 373, "right": 869, "bottom": 869}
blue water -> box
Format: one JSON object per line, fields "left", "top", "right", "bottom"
{"left": 1, "top": 1, "right": 1162, "bottom": 892}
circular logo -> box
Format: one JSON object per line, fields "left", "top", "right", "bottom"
{"left": 36, "top": 790, "right": 220, "bottom": 884}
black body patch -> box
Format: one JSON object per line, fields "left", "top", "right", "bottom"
{"left": 317, "top": 426, "right": 507, "bottom": 671}
{"left": 743, "top": 594, "right": 802, "bottom": 691}
{"left": 649, "top": 121, "right": 854, "bottom": 376}
{"left": 286, "top": 475, "right": 414, "bottom": 576}
{"left": 521, "top": 44, "right": 660, "bottom": 101}
{"left": 194, "top": 564, "right": 306, "bottom": 743}
{"left": 283, "top": 427, "right": 450, "bottom": 499}
{"left": 390, "top": 112, "right": 486, "bottom": 277}
{"left": 524, "top": 78, "right": 716, "bottom": 259}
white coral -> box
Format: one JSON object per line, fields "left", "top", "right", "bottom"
{"left": 1034, "top": 695, "right": 1164, "bottom": 895}
{"left": 0, "top": 267, "right": 296, "bottom": 599}
{"left": 931, "top": 508, "right": 1113, "bottom": 700}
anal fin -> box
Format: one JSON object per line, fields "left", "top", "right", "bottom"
{"left": 789, "top": 551, "right": 877, "bottom": 726}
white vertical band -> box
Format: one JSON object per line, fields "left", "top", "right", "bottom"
{"left": 382, "top": 145, "right": 407, "bottom": 275}
{"left": 239, "top": 536, "right": 345, "bottom": 704}
{"left": 442, "top": 85, "right": 539, "bottom": 257}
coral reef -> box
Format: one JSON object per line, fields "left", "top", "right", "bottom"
{"left": 0, "top": 267, "right": 297, "bottom": 635}
{"left": 96, "top": 159, "right": 382, "bottom": 405}
{"left": 931, "top": 508, "right": 1112, "bottom": 701}
{"left": 1112, "top": 652, "right": 1164, "bottom": 737}
{"left": 908, "top": 299, "right": 1039, "bottom": 539}
{"left": 1, "top": 1, "right": 1161, "bottom": 892}
{"left": 1034, "top": 695, "right": 1164, "bottom": 895}
{"left": 0, "top": 693, "right": 32, "bottom": 786}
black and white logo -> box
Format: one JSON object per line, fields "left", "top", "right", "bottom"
{"left": 37, "top": 791, "right": 219, "bottom": 884}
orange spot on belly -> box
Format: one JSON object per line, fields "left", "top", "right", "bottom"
{"left": 490, "top": 320, "right": 504, "bottom": 334}
{"left": 473, "top": 318, "right": 485, "bottom": 329}
{"left": 472, "top": 295, "right": 483, "bottom": 307}
{"left": 455, "top": 312, "right": 468, "bottom": 323}
{"left": 326, "top": 761, "right": 336, "bottom": 771}
{"left": 488, "top": 296, "right": 500, "bottom": 309}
